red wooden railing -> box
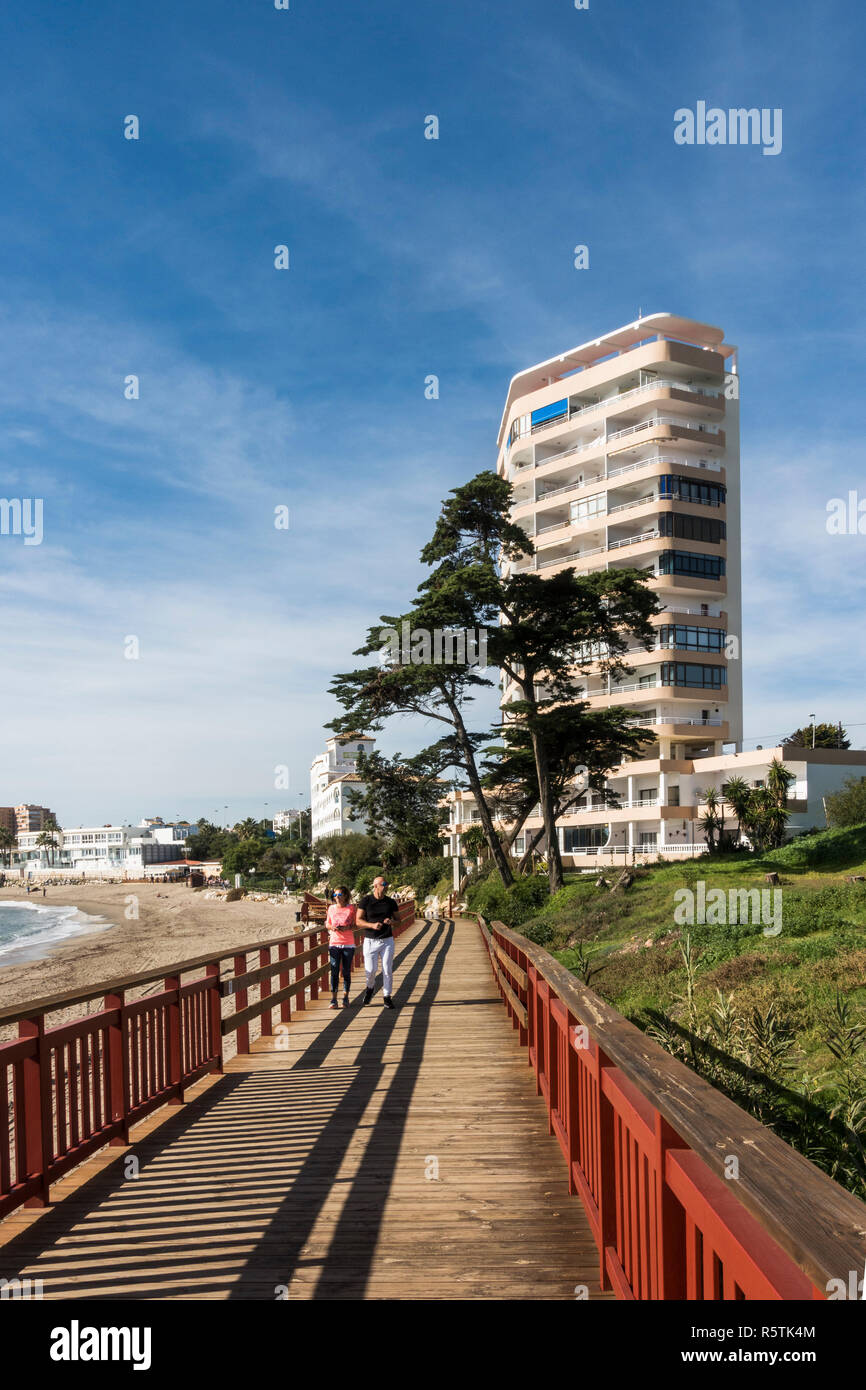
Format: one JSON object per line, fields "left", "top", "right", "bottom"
{"left": 0, "top": 900, "right": 415, "bottom": 1220}
{"left": 479, "top": 916, "right": 866, "bottom": 1301}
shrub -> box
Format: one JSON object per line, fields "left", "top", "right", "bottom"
{"left": 466, "top": 874, "right": 549, "bottom": 929}
{"left": 354, "top": 864, "right": 384, "bottom": 896}
{"left": 396, "top": 855, "right": 446, "bottom": 898}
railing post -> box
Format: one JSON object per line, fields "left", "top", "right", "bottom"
{"left": 595, "top": 1047, "right": 617, "bottom": 1293}
{"left": 293, "top": 935, "right": 306, "bottom": 1011}
{"left": 277, "top": 942, "right": 292, "bottom": 1026}
{"left": 310, "top": 933, "right": 321, "bottom": 1001}
{"left": 18, "top": 1017, "right": 50, "bottom": 1206}
{"left": 654, "top": 1113, "right": 687, "bottom": 1300}
{"left": 259, "top": 947, "right": 273, "bottom": 1036}
{"left": 105, "top": 990, "right": 128, "bottom": 1145}
{"left": 233, "top": 954, "right": 250, "bottom": 1054}
{"left": 206, "top": 962, "right": 223, "bottom": 1072}
{"left": 165, "top": 975, "right": 182, "bottom": 1104}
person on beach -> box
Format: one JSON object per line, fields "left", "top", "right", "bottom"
{"left": 326, "top": 886, "right": 357, "bottom": 1010}
{"left": 356, "top": 876, "right": 399, "bottom": 1009}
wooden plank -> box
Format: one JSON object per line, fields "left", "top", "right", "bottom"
{"left": 490, "top": 957, "right": 528, "bottom": 1028}
{"left": 0, "top": 916, "right": 607, "bottom": 1302}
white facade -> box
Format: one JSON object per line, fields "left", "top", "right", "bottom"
{"left": 4, "top": 818, "right": 196, "bottom": 879}
{"left": 442, "top": 746, "right": 866, "bottom": 866}
{"left": 310, "top": 734, "right": 374, "bottom": 844}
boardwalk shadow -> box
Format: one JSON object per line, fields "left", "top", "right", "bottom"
{"left": 0, "top": 917, "right": 454, "bottom": 1301}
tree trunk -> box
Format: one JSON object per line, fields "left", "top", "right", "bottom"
{"left": 530, "top": 729, "right": 564, "bottom": 893}
{"left": 448, "top": 700, "right": 513, "bottom": 887}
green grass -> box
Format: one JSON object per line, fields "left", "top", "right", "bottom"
{"left": 511, "top": 825, "right": 866, "bottom": 1197}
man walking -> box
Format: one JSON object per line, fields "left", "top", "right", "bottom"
{"left": 356, "top": 875, "right": 399, "bottom": 1008}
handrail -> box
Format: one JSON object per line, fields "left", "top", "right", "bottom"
{"left": 0, "top": 898, "right": 416, "bottom": 1219}
{"left": 478, "top": 916, "right": 866, "bottom": 1299}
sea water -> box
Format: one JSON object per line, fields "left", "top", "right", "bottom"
{"left": 0, "top": 901, "right": 111, "bottom": 966}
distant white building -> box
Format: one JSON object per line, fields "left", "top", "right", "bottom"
{"left": 310, "top": 734, "right": 375, "bottom": 844}
{"left": 5, "top": 817, "right": 198, "bottom": 879}
{"left": 273, "top": 810, "right": 300, "bottom": 835}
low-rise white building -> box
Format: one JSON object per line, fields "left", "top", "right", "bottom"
{"left": 441, "top": 745, "right": 866, "bottom": 867}
{"left": 310, "top": 733, "right": 374, "bottom": 844}
{"left": 3, "top": 818, "right": 199, "bottom": 879}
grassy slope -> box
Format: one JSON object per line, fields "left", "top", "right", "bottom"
{"left": 516, "top": 825, "right": 866, "bottom": 1088}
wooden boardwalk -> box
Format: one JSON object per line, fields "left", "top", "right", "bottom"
{"left": 0, "top": 916, "right": 606, "bottom": 1301}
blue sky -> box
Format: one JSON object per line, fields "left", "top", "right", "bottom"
{"left": 1, "top": 0, "right": 864, "bottom": 826}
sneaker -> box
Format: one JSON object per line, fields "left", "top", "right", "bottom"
{"left": 383, "top": 995, "right": 395, "bottom": 1009}
{"left": 329, "top": 998, "right": 338, "bottom": 1010}
{"left": 362, "top": 987, "right": 374, "bottom": 1005}
{"left": 342, "top": 996, "right": 350, "bottom": 1009}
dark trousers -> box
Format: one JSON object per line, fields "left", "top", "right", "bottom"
{"left": 329, "top": 946, "right": 354, "bottom": 994}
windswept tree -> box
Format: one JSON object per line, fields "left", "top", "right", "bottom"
{"left": 420, "top": 472, "right": 659, "bottom": 892}
{"left": 331, "top": 470, "right": 659, "bottom": 893}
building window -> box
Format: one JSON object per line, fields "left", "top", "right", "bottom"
{"left": 657, "top": 551, "right": 726, "bottom": 580}
{"left": 658, "top": 624, "right": 725, "bottom": 651}
{"left": 658, "top": 513, "right": 726, "bottom": 544}
{"left": 658, "top": 475, "right": 726, "bottom": 507}
{"left": 563, "top": 826, "right": 609, "bottom": 850}
{"left": 661, "top": 662, "right": 726, "bottom": 688}
{"left": 667, "top": 786, "right": 681, "bottom": 806}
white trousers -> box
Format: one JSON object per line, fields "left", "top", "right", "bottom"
{"left": 363, "top": 936, "right": 395, "bottom": 995}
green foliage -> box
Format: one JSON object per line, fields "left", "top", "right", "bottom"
{"left": 764, "top": 823, "right": 866, "bottom": 869}
{"left": 786, "top": 721, "right": 850, "bottom": 750}
{"left": 396, "top": 855, "right": 447, "bottom": 897}
{"left": 221, "top": 838, "right": 270, "bottom": 877}
{"left": 466, "top": 872, "right": 550, "bottom": 929}
{"left": 825, "top": 779, "right": 866, "bottom": 830}
{"left": 354, "top": 864, "right": 383, "bottom": 896}
{"left": 316, "top": 833, "right": 381, "bottom": 887}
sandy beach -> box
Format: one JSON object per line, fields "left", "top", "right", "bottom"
{"left": 0, "top": 882, "right": 303, "bottom": 1022}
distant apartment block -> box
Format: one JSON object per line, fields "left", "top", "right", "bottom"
{"left": 310, "top": 734, "right": 374, "bottom": 844}
{"left": 273, "top": 809, "right": 302, "bottom": 835}
{"left": 15, "top": 804, "right": 56, "bottom": 833}
{"left": 0, "top": 807, "right": 15, "bottom": 835}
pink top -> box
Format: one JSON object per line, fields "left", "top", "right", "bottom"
{"left": 326, "top": 903, "right": 357, "bottom": 946}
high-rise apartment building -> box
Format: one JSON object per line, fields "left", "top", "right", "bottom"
{"left": 496, "top": 312, "right": 743, "bottom": 858}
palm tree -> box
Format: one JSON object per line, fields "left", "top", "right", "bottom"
{"left": 699, "top": 787, "right": 726, "bottom": 853}
{"left": 722, "top": 776, "right": 750, "bottom": 846}
{"left": 233, "top": 818, "right": 259, "bottom": 841}
{"left": 0, "top": 827, "right": 14, "bottom": 869}
{"left": 35, "top": 830, "right": 55, "bottom": 866}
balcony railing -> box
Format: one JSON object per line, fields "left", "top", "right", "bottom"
{"left": 519, "top": 378, "right": 722, "bottom": 442}
{"left": 626, "top": 716, "right": 724, "bottom": 727}
{"left": 608, "top": 415, "right": 722, "bottom": 446}
{"left": 608, "top": 528, "right": 660, "bottom": 549}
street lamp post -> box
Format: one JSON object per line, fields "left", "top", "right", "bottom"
{"left": 810, "top": 714, "right": 816, "bottom": 750}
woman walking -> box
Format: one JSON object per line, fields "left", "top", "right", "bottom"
{"left": 326, "top": 886, "right": 357, "bottom": 1009}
